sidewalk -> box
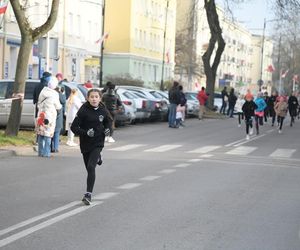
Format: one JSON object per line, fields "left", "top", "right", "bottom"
{"left": 0, "top": 143, "right": 81, "bottom": 158}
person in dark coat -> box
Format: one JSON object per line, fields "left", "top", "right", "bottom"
{"left": 71, "top": 89, "right": 111, "bottom": 205}
{"left": 288, "top": 91, "right": 299, "bottom": 126}
{"left": 242, "top": 93, "right": 257, "bottom": 140}
{"left": 220, "top": 86, "right": 228, "bottom": 115}
{"left": 33, "top": 71, "right": 52, "bottom": 118}
{"left": 168, "top": 81, "right": 181, "bottom": 128}
{"left": 227, "top": 88, "right": 237, "bottom": 118}
{"left": 102, "top": 83, "right": 122, "bottom": 142}
{"left": 268, "top": 91, "right": 278, "bottom": 126}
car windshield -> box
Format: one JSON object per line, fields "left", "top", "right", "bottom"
{"left": 185, "top": 93, "right": 197, "bottom": 101}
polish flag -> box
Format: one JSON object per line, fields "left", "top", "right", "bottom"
{"left": 0, "top": 0, "right": 8, "bottom": 14}
{"left": 266, "top": 64, "right": 275, "bottom": 73}
{"left": 293, "top": 74, "right": 299, "bottom": 83}
{"left": 165, "top": 50, "right": 170, "bottom": 63}
{"left": 95, "top": 32, "right": 109, "bottom": 45}
{"left": 281, "top": 69, "right": 289, "bottom": 78}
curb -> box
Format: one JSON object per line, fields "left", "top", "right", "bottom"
{"left": 0, "top": 149, "right": 16, "bottom": 159}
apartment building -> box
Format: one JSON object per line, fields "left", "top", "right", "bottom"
{"left": 103, "top": 0, "right": 177, "bottom": 87}
{"left": 175, "top": 0, "right": 274, "bottom": 92}
{"left": 0, "top": 0, "right": 103, "bottom": 83}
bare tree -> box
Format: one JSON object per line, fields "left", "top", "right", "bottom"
{"left": 202, "top": 0, "right": 225, "bottom": 109}
{"left": 5, "top": 0, "right": 59, "bottom": 136}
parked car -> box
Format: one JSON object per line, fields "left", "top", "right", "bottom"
{"left": 121, "top": 86, "right": 168, "bottom": 121}
{"left": 214, "top": 92, "right": 222, "bottom": 112}
{"left": 0, "top": 79, "right": 86, "bottom": 128}
{"left": 115, "top": 88, "right": 136, "bottom": 124}
{"left": 184, "top": 91, "right": 199, "bottom": 117}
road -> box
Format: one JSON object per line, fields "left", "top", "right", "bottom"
{"left": 1, "top": 117, "right": 300, "bottom": 250}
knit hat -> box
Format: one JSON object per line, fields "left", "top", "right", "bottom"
{"left": 245, "top": 93, "right": 253, "bottom": 100}
{"left": 48, "top": 76, "right": 58, "bottom": 89}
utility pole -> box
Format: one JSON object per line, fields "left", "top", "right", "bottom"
{"left": 45, "top": 0, "right": 50, "bottom": 72}
{"left": 160, "top": 0, "right": 169, "bottom": 91}
{"left": 99, "top": 0, "right": 105, "bottom": 87}
{"left": 259, "top": 18, "right": 266, "bottom": 92}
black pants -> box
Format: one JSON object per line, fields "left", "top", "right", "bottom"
{"left": 255, "top": 115, "right": 263, "bottom": 134}
{"left": 238, "top": 112, "right": 244, "bottom": 125}
{"left": 82, "top": 147, "right": 102, "bottom": 193}
{"left": 278, "top": 116, "right": 285, "bottom": 130}
{"left": 220, "top": 101, "right": 227, "bottom": 114}
{"left": 245, "top": 116, "right": 253, "bottom": 135}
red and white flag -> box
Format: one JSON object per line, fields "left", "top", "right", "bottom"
{"left": 281, "top": 69, "right": 289, "bottom": 78}
{"left": 165, "top": 50, "right": 170, "bottom": 63}
{"left": 0, "top": 0, "right": 9, "bottom": 14}
{"left": 95, "top": 32, "right": 109, "bottom": 45}
{"left": 293, "top": 74, "right": 299, "bottom": 83}
{"left": 266, "top": 64, "right": 275, "bottom": 73}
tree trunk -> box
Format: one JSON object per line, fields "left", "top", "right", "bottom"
{"left": 202, "top": 0, "right": 225, "bottom": 109}
{"left": 5, "top": 37, "right": 33, "bottom": 136}
{"left": 4, "top": 0, "right": 59, "bottom": 136}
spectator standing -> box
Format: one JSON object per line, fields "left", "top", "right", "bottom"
{"left": 84, "top": 80, "right": 93, "bottom": 89}
{"left": 197, "top": 87, "right": 208, "bottom": 120}
{"left": 66, "top": 89, "right": 82, "bottom": 146}
{"left": 102, "top": 83, "right": 122, "bottom": 142}
{"left": 227, "top": 88, "right": 237, "bottom": 118}
{"left": 37, "top": 76, "right": 62, "bottom": 157}
{"left": 219, "top": 86, "right": 228, "bottom": 115}
{"left": 168, "top": 81, "right": 181, "bottom": 128}
{"left": 178, "top": 85, "right": 187, "bottom": 125}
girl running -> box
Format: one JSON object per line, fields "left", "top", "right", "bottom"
{"left": 254, "top": 92, "right": 267, "bottom": 135}
{"left": 235, "top": 94, "right": 245, "bottom": 127}
{"left": 71, "top": 89, "right": 111, "bottom": 205}
{"left": 274, "top": 96, "right": 288, "bottom": 133}
{"left": 242, "top": 93, "right": 257, "bottom": 140}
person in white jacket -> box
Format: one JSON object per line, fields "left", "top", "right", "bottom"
{"left": 37, "top": 76, "right": 62, "bottom": 157}
{"left": 235, "top": 94, "right": 245, "bottom": 127}
{"left": 66, "top": 89, "right": 82, "bottom": 146}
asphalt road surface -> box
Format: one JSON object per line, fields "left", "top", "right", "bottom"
{"left": 1, "top": 117, "right": 300, "bottom": 250}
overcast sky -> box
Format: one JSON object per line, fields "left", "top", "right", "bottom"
{"left": 218, "top": 0, "right": 276, "bottom": 35}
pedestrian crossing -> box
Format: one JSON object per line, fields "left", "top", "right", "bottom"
{"left": 106, "top": 143, "right": 299, "bottom": 159}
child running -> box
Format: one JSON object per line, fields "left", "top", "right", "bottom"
{"left": 274, "top": 96, "right": 288, "bottom": 133}
{"left": 242, "top": 93, "right": 257, "bottom": 140}
{"left": 71, "top": 88, "right": 111, "bottom": 205}
{"left": 235, "top": 94, "right": 245, "bottom": 127}
{"left": 254, "top": 92, "right": 267, "bottom": 135}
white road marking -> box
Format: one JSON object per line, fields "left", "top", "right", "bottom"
{"left": 93, "top": 192, "right": 119, "bottom": 200}
{"left": 201, "top": 154, "right": 213, "bottom": 158}
{"left": 187, "top": 145, "right": 221, "bottom": 154}
{"left": 144, "top": 144, "right": 182, "bottom": 152}
{"left": 188, "top": 159, "right": 203, "bottom": 162}
{"left": 226, "top": 146, "right": 257, "bottom": 155}
{"left": 233, "top": 134, "right": 266, "bottom": 147}
{"left": 0, "top": 201, "right": 80, "bottom": 237}
{"left": 270, "top": 149, "right": 296, "bottom": 158}
{"left": 225, "top": 138, "right": 246, "bottom": 147}
{"left": 173, "top": 163, "right": 190, "bottom": 168}
{"left": 139, "top": 176, "right": 161, "bottom": 181}
{"left": 158, "top": 169, "right": 177, "bottom": 174}
{"left": 116, "top": 183, "right": 142, "bottom": 189}
{"left": 107, "top": 144, "right": 146, "bottom": 151}
{"left": 266, "top": 129, "right": 275, "bottom": 133}
{"left": 0, "top": 201, "right": 102, "bottom": 248}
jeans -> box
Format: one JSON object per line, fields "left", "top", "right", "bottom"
{"left": 168, "top": 103, "right": 177, "bottom": 127}
{"left": 220, "top": 101, "right": 227, "bottom": 114}
{"left": 38, "top": 135, "right": 51, "bottom": 157}
{"left": 51, "top": 131, "right": 60, "bottom": 152}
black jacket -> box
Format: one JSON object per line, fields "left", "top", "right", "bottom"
{"left": 71, "top": 102, "right": 111, "bottom": 153}
{"left": 242, "top": 100, "right": 257, "bottom": 118}
{"left": 288, "top": 96, "right": 299, "bottom": 111}
{"left": 168, "top": 87, "right": 180, "bottom": 104}
{"left": 102, "top": 89, "right": 122, "bottom": 111}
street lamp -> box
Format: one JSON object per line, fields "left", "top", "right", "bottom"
{"left": 99, "top": 0, "right": 105, "bottom": 87}
{"left": 160, "top": 0, "right": 169, "bottom": 91}
{"left": 259, "top": 18, "right": 279, "bottom": 91}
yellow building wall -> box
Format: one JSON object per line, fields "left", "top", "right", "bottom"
{"left": 105, "top": 0, "right": 131, "bottom": 53}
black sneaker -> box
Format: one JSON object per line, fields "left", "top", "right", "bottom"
{"left": 82, "top": 193, "right": 91, "bottom": 205}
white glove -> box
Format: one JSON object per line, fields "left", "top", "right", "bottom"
{"left": 87, "top": 128, "right": 95, "bottom": 137}
{"left": 104, "top": 128, "right": 110, "bottom": 136}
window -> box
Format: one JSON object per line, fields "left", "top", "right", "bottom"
{"left": 24, "top": 82, "right": 38, "bottom": 100}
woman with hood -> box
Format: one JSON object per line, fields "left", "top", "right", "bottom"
{"left": 37, "top": 76, "right": 62, "bottom": 157}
